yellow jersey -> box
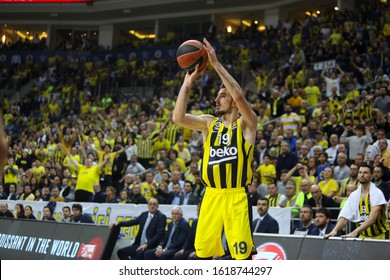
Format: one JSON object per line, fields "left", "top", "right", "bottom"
{"left": 76, "top": 165, "right": 101, "bottom": 193}
{"left": 358, "top": 195, "right": 390, "bottom": 239}
{"left": 201, "top": 118, "right": 253, "bottom": 189}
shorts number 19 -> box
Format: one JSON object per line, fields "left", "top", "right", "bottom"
{"left": 233, "top": 241, "right": 247, "bottom": 255}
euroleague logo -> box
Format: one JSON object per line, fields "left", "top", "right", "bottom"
{"left": 76, "top": 237, "right": 104, "bottom": 260}
{"left": 252, "top": 242, "right": 287, "bottom": 260}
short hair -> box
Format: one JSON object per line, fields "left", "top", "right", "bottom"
{"left": 258, "top": 197, "right": 269, "bottom": 205}
{"left": 319, "top": 152, "right": 328, "bottom": 159}
{"left": 355, "top": 153, "right": 364, "bottom": 159}
{"left": 168, "top": 149, "right": 178, "bottom": 157}
{"left": 301, "top": 204, "right": 313, "bottom": 215}
{"left": 43, "top": 206, "right": 53, "bottom": 214}
{"left": 72, "top": 203, "right": 83, "bottom": 212}
{"left": 171, "top": 206, "right": 183, "bottom": 215}
{"left": 280, "top": 169, "right": 289, "bottom": 175}
{"left": 313, "top": 145, "right": 323, "bottom": 152}
{"left": 355, "top": 124, "right": 364, "bottom": 131}
{"left": 286, "top": 180, "right": 296, "bottom": 189}
{"left": 359, "top": 163, "right": 373, "bottom": 174}
{"left": 374, "top": 165, "right": 384, "bottom": 175}
{"left": 184, "top": 181, "right": 194, "bottom": 189}
{"left": 62, "top": 206, "right": 71, "bottom": 212}
{"left": 315, "top": 208, "right": 330, "bottom": 219}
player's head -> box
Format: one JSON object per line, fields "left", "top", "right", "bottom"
{"left": 257, "top": 197, "right": 270, "bottom": 216}
{"left": 358, "top": 163, "right": 373, "bottom": 184}
{"left": 215, "top": 83, "right": 235, "bottom": 116}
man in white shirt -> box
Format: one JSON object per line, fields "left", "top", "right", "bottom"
{"left": 333, "top": 152, "right": 350, "bottom": 185}
{"left": 321, "top": 65, "right": 345, "bottom": 97}
{"left": 325, "top": 134, "right": 339, "bottom": 165}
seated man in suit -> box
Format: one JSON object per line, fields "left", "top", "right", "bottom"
{"left": 144, "top": 206, "right": 190, "bottom": 260}
{"left": 306, "top": 184, "right": 340, "bottom": 219}
{"left": 110, "top": 198, "right": 167, "bottom": 260}
{"left": 252, "top": 197, "right": 279, "bottom": 234}
{"left": 173, "top": 218, "right": 198, "bottom": 260}
{"left": 179, "top": 181, "right": 200, "bottom": 205}
{"left": 308, "top": 207, "right": 340, "bottom": 236}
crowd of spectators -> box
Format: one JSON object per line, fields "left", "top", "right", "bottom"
{"left": 0, "top": 1, "right": 390, "bottom": 237}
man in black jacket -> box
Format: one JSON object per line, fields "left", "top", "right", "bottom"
{"left": 308, "top": 208, "right": 340, "bottom": 236}
{"left": 0, "top": 202, "right": 14, "bottom": 218}
{"left": 111, "top": 198, "right": 167, "bottom": 260}
{"left": 252, "top": 197, "right": 279, "bottom": 234}
{"left": 173, "top": 204, "right": 200, "bottom": 260}
{"left": 143, "top": 206, "right": 190, "bottom": 260}
{"left": 306, "top": 185, "right": 340, "bottom": 219}
{"left": 179, "top": 181, "right": 200, "bottom": 205}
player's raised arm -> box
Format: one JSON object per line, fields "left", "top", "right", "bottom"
{"left": 172, "top": 65, "right": 213, "bottom": 134}
{"left": 203, "top": 38, "right": 257, "bottom": 143}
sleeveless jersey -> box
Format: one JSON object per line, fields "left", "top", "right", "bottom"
{"left": 201, "top": 118, "right": 253, "bottom": 189}
{"left": 357, "top": 195, "right": 390, "bottom": 239}
{"left": 343, "top": 108, "right": 361, "bottom": 126}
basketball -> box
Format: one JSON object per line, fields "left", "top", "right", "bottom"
{"left": 176, "top": 40, "right": 208, "bottom": 72}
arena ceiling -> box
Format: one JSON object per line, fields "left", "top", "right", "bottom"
{"left": 0, "top": 0, "right": 332, "bottom": 27}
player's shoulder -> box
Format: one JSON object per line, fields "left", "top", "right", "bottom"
{"left": 198, "top": 114, "right": 216, "bottom": 126}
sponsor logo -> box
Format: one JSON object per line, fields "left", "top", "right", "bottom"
{"left": 210, "top": 146, "right": 237, "bottom": 158}
{"left": 77, "top": 243, "right": 96, "bottom": 259}
{"left": 252, "top": 242, "right": 287, "bottom": 260}
{"left": 76, "top": 237, "right": 104, "bottom": 260}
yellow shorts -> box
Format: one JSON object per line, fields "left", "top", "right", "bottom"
{"left": 195, "top": 187, "right": 254, "bottom": 260}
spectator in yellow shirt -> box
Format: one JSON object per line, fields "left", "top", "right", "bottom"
{"left": 3, "top": 158, "right": 18, "bottom": 194}
{"left": 140, "top": 171, "right": 158, "bottom": 202}
{"left": 304, "top": 78, "right": 321, "bottom": 106}
{"left": 256, "top": 155, "right": 276, "bottom": 186}
{"left": 318, "top": 167, "right": 339, "bottom": 198}
{"left": 66, "top": 150, "right": 108, "bottom": 202}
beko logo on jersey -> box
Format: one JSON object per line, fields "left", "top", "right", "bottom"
{"left": 210, "top": 146, "right": 237, "bottom": 157}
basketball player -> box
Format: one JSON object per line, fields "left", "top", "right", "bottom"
{"left": 325, "top": 163, "right": 389, "bottom": 239}
{"left": 173, "top": 38, "right": 257, "bottom": 259}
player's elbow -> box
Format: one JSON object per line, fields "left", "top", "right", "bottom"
{"left": 172, "top": 114, "right": 183, "bottom": 126}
